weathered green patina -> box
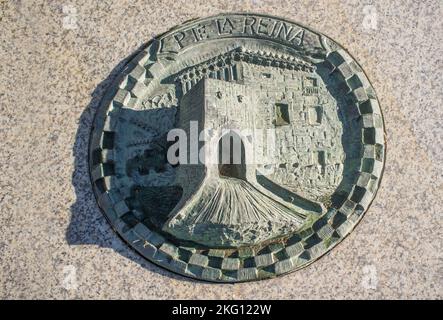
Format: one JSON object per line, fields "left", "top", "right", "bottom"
{"left": 89, "top": 13, "right": 385, "bottom": 282}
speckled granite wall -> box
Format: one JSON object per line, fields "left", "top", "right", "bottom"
{"left": 0, "top": 0, "right": 441, "bottom": 299}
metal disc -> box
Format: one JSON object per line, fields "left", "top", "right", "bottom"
{"left": 89, "top": 13, "right": 386, "bottom": 282}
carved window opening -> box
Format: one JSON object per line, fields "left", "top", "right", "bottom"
{"left": 305, "top": 77, "right": 317, "bottom": 87}
{"left": 274, "top": 103, "right": 290, "bottom": 126}
{"left": 309, "top": 105, "right": 323, "bottom": 125}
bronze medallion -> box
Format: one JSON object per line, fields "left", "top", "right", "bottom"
{"left": 89, "top": 13, "right": 385, "bottom": 282}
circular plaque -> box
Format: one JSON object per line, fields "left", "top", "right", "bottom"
{"left": 89, "top": 13, "right": 385, "bottom": 282}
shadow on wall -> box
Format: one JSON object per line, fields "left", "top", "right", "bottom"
{"left": 66, "top": 42, "right": 197, "bottom": 283}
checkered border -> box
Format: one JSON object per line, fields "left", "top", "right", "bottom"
{"left": 89, "top": 14, "right": 385, "bottom": 282}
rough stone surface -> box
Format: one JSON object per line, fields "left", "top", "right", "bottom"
{"left": 0, "top": 0, "right": 441, "bottom": 298}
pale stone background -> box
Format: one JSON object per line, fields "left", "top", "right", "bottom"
{"left": 0, "top": 0, "right": 441, "bottom": 299}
